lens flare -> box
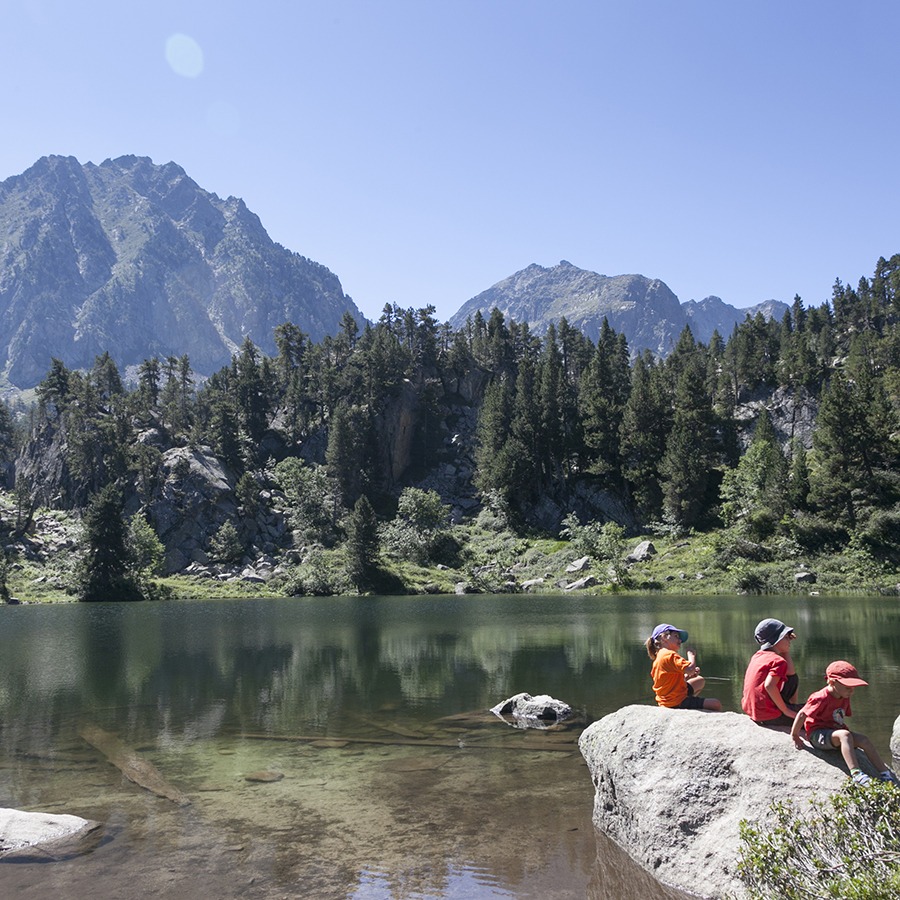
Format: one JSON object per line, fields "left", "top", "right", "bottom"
{"left": 165, "top": 33, "right": 204, "bottom": 78}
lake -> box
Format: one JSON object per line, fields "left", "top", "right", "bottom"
{"left": 1, "top": 594, "right": 898, "bottom": 899}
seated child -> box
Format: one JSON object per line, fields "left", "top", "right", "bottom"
{"left": 645, "top": 623, "right": 722, "bottom": 712}
{"left": 741, "top": 617, "right": 801, "bottom": 726}
{"left": 790, "top": 660, "right": 899, "bottom": 786}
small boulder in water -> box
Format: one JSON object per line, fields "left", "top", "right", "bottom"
{"left": 490, "top": 692, "right": 573, "bottom": 727}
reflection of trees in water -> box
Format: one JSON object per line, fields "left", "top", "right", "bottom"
{"left": 1, "top": 598, "right": 898, "bottom": 756}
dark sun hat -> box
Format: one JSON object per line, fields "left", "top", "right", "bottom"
{"left": 754, "top": 618, "right": 794, "bottom": 651}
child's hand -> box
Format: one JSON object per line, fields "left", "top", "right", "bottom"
{"left": 792, "top": 734, "right": 804, "bottom": 749}
{"left": 687, "top": 650, "right": 697, "bottom": 665}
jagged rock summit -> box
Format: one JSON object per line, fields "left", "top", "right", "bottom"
{"left": 0, "top": 155, "right": 365, "bottom": 389}
{"left": 450, "top": 261, "right": 788, "bottom": 356}
{"left": 579, "top": 705, "right": 853, "bottom": 899}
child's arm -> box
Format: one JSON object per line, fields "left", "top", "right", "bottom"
{"left": 790, "top": 710, "right": 807, "bottom": 748}
{"left": 764, "top": 672, "right": 796, "bottom": 718}
{"left": 682, "top": 649, "right": 700, "bottom": 677}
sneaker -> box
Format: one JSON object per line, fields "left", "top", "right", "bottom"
{"left": 850, "top": 769, "right": 871, "bottom": 786}
{"left": 878, "top": 770, "right": 900, "bottom": 786}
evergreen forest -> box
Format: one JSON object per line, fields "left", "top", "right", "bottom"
{"left": 1, "top": 253, "right": 899, "bottom": 600}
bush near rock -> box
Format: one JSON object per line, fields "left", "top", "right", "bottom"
{"left": 579, "top": 705, "right": 854, "bottom": 899}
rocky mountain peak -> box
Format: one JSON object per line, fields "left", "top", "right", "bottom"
{"left": 0, "top": 155, "right": 364, "bottom": 389}
{"left": 449, "top": 262, "right": 789, "bottom": 356}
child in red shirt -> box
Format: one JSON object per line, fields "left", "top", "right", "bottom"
{"left": 790, "top": 660, "right": 899, "bottom": 786}
{"left": 645, "top": 623, "right": 722, "bottom": 712}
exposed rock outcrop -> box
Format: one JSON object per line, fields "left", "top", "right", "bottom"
{"left": 579, "top": 705, "right": 852, "bottom": 899}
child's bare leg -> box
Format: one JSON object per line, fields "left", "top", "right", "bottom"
{"left": 687, "top": 675, "right": 706, "bottom": 696}
{"left": 832, "top": 729, "right": 861, "bottom": 771}
{"left": 853, "top": 732, "right": 888, "bottom": 772}
{"left": 702, "top": 697, "right": 723, "bottom": 712}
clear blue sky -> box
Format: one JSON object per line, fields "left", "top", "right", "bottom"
{"left": 3, "top": 1, "right": 899, "bottom": 323}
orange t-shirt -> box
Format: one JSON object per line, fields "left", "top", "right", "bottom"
{"left": 650, "top": 648, "right": 690, "bottom": 707}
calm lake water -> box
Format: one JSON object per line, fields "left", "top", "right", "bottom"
{"left": 1, "top": 594, "right": 898, "bottom": 899}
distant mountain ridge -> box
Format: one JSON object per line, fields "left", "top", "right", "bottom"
{"left": 0, "top": 155, "right": 364, "bottom": 389}
{"left": 449, "top": 261, "right": 788, "bottom": 355}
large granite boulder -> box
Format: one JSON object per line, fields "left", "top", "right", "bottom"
{"left": 892, "top": 713, "right": 900, "bottom": 762}
{"left": 0, "top": 808, "right": 102, "bottom": 860}
{"left": 579, "top": 705, "right": 852, "bottom": 899}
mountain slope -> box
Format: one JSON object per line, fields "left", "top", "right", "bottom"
{"left": 449, "top": 261, "right": 788, "bottom": 354}
{"left": 0, "top": 155, "right": 364, "bottom": 388}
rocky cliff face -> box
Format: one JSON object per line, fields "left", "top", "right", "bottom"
{"left": 0, "top": 155, "right": 365, "bottom": 388}
{"left": 449, "top": 261, "right": 788, "bottom": 355}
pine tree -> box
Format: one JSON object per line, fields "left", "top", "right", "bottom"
{"left": 619, "top": 355, "right": 670, "bottom": 519}
{"left": 659, "top": 357, "right": 717, "bottom": 527}
{"left": 76, "top": 484, "right": 142, "bottom": 602}
{"left": 345, "top": 495, "right": 380, "bottom": 590}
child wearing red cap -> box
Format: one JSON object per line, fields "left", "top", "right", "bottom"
{"left": 790, "top": 660, "right": 899, "bottom": 786}
{"left": 645, "top": 623, "right": 722, "bottom": 712}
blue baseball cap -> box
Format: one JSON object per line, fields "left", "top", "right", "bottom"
{"left": 651, "top": 623, "right": 688, "bottom": 643}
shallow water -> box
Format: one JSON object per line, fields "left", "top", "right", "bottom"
{"left": 0, "top": 594, "right": 897, "bottom": 898}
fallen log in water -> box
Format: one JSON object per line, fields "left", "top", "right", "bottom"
{"left": 354, "top": 715, "right": 429, "bottom": 739}
{"left": 234, "top": 732, "right": 578, "bottom": 751}
{"left": 78, "top": 725, "right": 191, "bottom": 806}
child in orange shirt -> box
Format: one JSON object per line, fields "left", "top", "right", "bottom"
{"left": 790, "top": 660, "right": 899, "bottom": 786}
{"left": 645, "top": 623, "right": 722, "bottom": 712}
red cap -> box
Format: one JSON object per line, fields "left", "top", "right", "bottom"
{"left": 825, "top": 660, "right": 868, "bottom": 687}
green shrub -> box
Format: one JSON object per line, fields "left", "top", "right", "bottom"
{"left": 730, "top": 561, "right": 769, "bottom": 594}
{"left": 281, "top": 549, "right": 344, "bottom": 596}
{"left": 738, "top": 782, "right": 900, "bottom": 899}
{"left": 788, "top": 514, "right": 849, "bottom": 553}
{"left": 209, "top": 521, "right": 244, "bottom": 564}
{"left": 855, "top": 508, "right": 900, "bottom": 563}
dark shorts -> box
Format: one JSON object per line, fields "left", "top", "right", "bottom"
{"left": 677, "top": 685, "right": 706, "bottom": 710}
{"left": 810, "top": 728, "right": 843, "bottom": 750}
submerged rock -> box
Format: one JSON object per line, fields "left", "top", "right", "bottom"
{"left": 579, "top": 705, "right": 851, "bottom": 899}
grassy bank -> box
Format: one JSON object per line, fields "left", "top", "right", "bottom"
{"left": 6, "top": 520, "right": 898, "bottom": 603}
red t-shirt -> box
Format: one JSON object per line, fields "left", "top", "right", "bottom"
{"left": 799, "top": 686, "right": 852, "bottom": 735}
{"left": 741, "top": 650, "right": 789, "bottom": 721}
{"left": 650, "top": 648, "right": 690, "bottom": 707}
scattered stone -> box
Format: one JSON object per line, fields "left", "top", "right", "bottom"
{"left": 521, "top": 578, "right": 545, "bottom": 591}
{"left": 794, "top": 570, "right": 817, "bottom": 584}
{"left": 565, "top": 556, "right": 592, "bottom": 573}
{"left": 564, "top": 575, "right": 597, "bottom": 591}
{"left": 244, "top": 771, "right": 284, "bottom": 783}
{"left": 625, "top": 540, "right": 656, "bottom": 563}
